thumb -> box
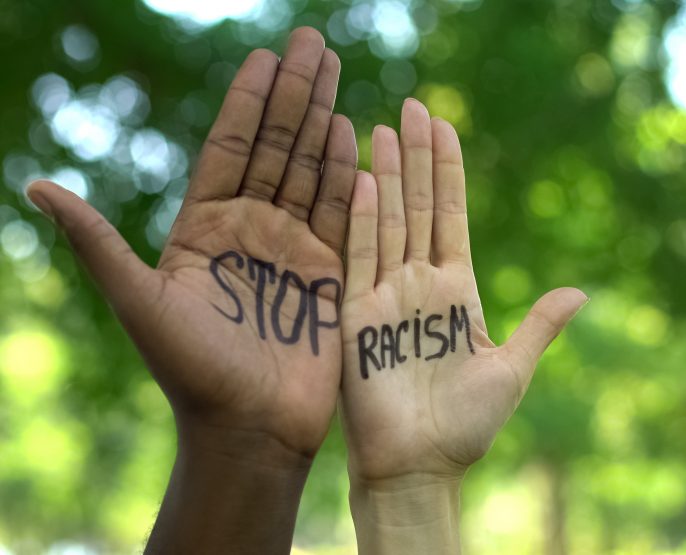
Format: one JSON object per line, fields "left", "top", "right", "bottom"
{"left": 26, "top": 180, "right": 158, "bottom": 319}
{"left": 503, "top": 287, "right": 588, "bottom": 391}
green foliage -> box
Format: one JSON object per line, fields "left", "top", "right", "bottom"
{"left": 1, "top": 0, "right": 685, "bottom": 553}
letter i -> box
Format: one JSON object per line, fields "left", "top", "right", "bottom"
{"left": 413, "top": 309, "right": 421, "bottom": 358}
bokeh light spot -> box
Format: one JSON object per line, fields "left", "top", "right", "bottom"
{"left": 50, "top": 167, "right": 90, "bottom": 200}
{"left": 380, "top": 59, "right": 417, "bottom": 94}
{"left": 130, "top": 129, "right": 188, "bottom": 194}
{"left": 99, "top": 76, "right": 149, "bottom": 123}
{"left": 417, "top": 84, "right": 468, "bottom": 129}
{"left": 46, "top": 542, "right": 98, "bottom": 555}
{"left": 663, "top": 5, "right": 686, "bottom": 109}
{"left": 610, "top": 11, "right": 654, "bottom": 69}
{"left": 51, "top": 100, "right": 120, "bottom": 161}
{"left": 371, "top": 1, "right": 419, "bottom": 57}
{"left": 0, "top": 329, "right": 64, "bottom": 402}
{"left": 31, "top": 73, "right": 72, "bottom": 117}
{"left": 60, "top": 25, "right": 100, "bottom": 68}
{"left": 0, "top": 220, "right": 39, "bottom": 261}
{"left": 19, "top": 418, "right": 83, "bottom": 481}
{"left": 2, "top": 154, "right": 43, "bottom": 193}
{"left": 626, "top": 305, "right": 669, "bottom": 346}
{"left": 492, "top": 266, "right": 532, "bottom": 304}
{"left": 527, "top": 180, "right": 566, "bottom": 218}
{"left": 666, "top": 219, "right": 686, "bottom": 258}
{"left": 574, "top": 53, "right": 615, "bottom": 97}
{"left": 142, "top": 0, "right": 266, "bottom": 27}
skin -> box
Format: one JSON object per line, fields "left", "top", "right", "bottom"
{"left": 27, "top": 27, "right": 357, "bottom": 555}
{"left": 340, "top": 98, "right": 588, "bottom": 554}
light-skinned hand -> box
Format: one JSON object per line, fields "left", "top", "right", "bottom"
{"left": 340, "top": 98, "right": 587, "bottom": 554}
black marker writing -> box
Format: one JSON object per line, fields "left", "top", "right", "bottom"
{"left": 424, "top": 314, "right": 449, "bottom": 361}
{"left": 209, "top": 250, "right": 341, "bottom": 356}
{"left": 358, "top": 326, "right": 381, "bottom": 379}
{"left": 395, "top": 321, "right": 408, "bottom": 363}
{"left": 308, "top": 277, "right": 342, "bottom": 356}
{"left": 413, "top": 309, "right": 421, "bottom": 358}
{"left": 380, "top": 324, "right": 396, "bottom": 369}
{"left": 210, "top": 251, "right": 244, "bottom": 323}
{"left": 247, "top": 257, "right": 276, "bottom": 339}
{"left": 357, "top": 304, "right": 476, "bottom": 379}
{"left": 450, "top": 304, "right": 475, "bottom": 355}
{"left": 271, "top": 270, "right": 307, "bottom": 344}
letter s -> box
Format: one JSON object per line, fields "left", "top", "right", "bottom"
{"left": 210, "top": 250, "right": 244, "bottom": 323}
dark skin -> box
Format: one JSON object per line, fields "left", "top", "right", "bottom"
{"left": 28, "top": 27, "right": 356, "bottom": 555}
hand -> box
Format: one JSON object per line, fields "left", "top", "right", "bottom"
{"left": 28, "top": 27, "right": 356, "bottom": 554}
{"left": 340, "top": 98, "right": 586, "bottom": 553}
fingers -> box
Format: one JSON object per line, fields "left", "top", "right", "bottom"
{"left": 503, "top": 287, "right": 589, "bottom": 395}
{"left": 431, "top": 118, "right": 471, "bottom": 267}
{"left": 310, "top": 114, "right": 357, "bottom": 256}
{"left": 240, "top": 27, "right": 326, "bottom": 201}
{"left": 400, "top": 98, "right": 433, "bottom": 262}
{"left": 26, "top": 181, "right": 158, "bottom": 321}
{"left": 188, "top": 49, "right": 279, "bottom": 202}
{"left": 275, "top": 48, "right": 341, "bottom": 220}
{"left": 345, "top": 172, "right": 378, "bottom": 299}
{"left": 372, "top": 125, "right": 405, "bottom": 281}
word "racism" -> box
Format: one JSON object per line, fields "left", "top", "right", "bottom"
{"left": 357, "top": 305, "right": 476, "bottom": 379}
{"left": 209, "top": 250, "right": 341, "bottom": 356}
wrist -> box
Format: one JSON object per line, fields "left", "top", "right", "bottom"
{"left": 349, "top": 473, "right": 463, "bottom": 555}
{"left": 176, "top": 413, "right": 315, "bottom": 471}
{"left": 145, "top": 416, "right": 313, "bottom": 555}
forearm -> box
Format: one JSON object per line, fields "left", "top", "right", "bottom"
{"left": 145, "top": 421, "right": 311, "bottom": 555}
{"left": 349, "top": 474, "right": 463, "bottom": 555}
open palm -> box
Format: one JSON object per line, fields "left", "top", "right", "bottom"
{"left": 341, "top": 99, "right": 587, "bottom": 481}
{"left": 28, "top": 28, "right": 357, "bottom": 457}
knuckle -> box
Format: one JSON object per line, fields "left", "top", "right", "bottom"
{"left": 290, "top": 150, "right": 323, "bottom": 172}
{"left": 378, "top": 212, "right": 406, "bottom": 229}
{"left": 206, "top": 133, "right": 252, "bottom": 157}
{"left": 257, "top": 124, "right": 297, "bottom": 153}
{"left": 348, "top": 246, "right": 378, "bottom": 260}
{"left": 279, "top": 61, "right": 317, "bottom": 85}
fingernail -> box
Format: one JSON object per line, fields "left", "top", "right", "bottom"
{"left": 573, "top": 293, "right": 590, "bottom": 318}
{"left": 27, "top": 190, "right": 54, "bottom": 219}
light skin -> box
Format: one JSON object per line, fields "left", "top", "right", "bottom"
{"left": 340, "top": 99, "right": 588, "bottom": 554}
{"left": 27, "top": 27, "right": 357, "bottom": 555}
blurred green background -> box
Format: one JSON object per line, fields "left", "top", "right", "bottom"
{"left": 1, "top": 0, "right": 685, "bottom": 553}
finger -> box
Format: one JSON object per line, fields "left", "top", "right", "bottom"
{"left": 345, "top": 172, "right": 378, "bottom": 299}
{"left": 26, "top": 181, "right": 159, "bottom": 322}
{"left": 400, "top": 98, "right": 433, "bottom": 262}
{"left": 431, "top": 117, "right": 471, "bottom": 267}
{"left": 275, "top": 48, "right": 341, "bottom": 220}
{"left": 372, "top": 125, "right": 405, "bottom": 281}
{"left": 310, "top": 114, "right": 357, "bottom": 256}
{"left": 240, "top": 27, "right": 326, "bottom": 201}
{"left": 187, "top": 49, "right": 279, "bottom": 203}
{"left": 503, "top": 287, "right": 589, "bottom": 395}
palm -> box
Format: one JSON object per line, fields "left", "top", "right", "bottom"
{"left": 146, "top": 198, "right": 343, "bottom": 450}
{"left": 342, "top": 260, "right": 526, "bottom": 478}
{"left": 29, "top": 29, "right": 358, "bottom": 456}
{"left": 340, "top": 100, "right": 587, "bottom": 482}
